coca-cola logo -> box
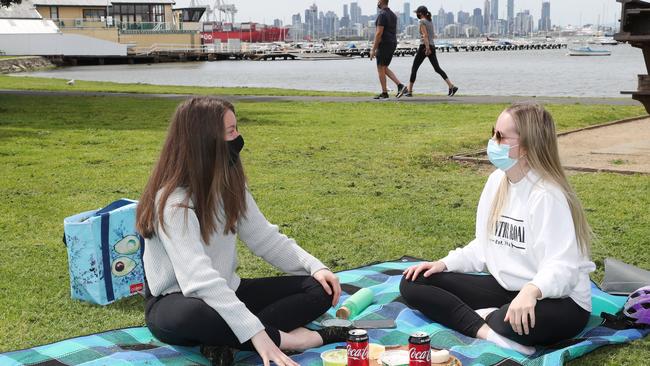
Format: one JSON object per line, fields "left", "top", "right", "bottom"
{"left": 347, "top": 344, "right": 369, "bottom": 360}
{"left": 409, "top": 347, "right": 431, "bottom": 363}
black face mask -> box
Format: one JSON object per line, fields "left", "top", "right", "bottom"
{"left": 227, "top": 135, "right": 244, "bottom": 166}
{"left": 377, "top": 3, "right": 382, "bottom": 9}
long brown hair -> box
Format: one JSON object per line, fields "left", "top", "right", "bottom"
{"left": 136, "top": 97, "right": 247, "bottom": 244}
{"left": 487, "top": 103, "right": 593, "bottom": 255}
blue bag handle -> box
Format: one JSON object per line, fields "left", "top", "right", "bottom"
{"left": 100, "top": 212, "right": 115, "bottom": 303}
{"left": 96, "top": 199, "right": 135, "bottom": 216}
{"left": 63, "top": 199, "right": 136, "bottom": 246}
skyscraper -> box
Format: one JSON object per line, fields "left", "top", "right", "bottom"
{"left": 350, "top": 2, "right": 361, "bottom": 25}
{"left": 402, "top": 2, "right": 411, "bottom": 28}
{"left": 341, "top": 4, "right": 350, "bottom": 28}
{"left": 305, "top": 4, "right": 318, "bottom": 39}
{"left": 507, "top": 0, "right": 514, "bottom": 35}
{"left": 457, "top": 11, "right": 470, "bottom": 25}
{"left": 491, "top": 0, "right": 499, "bottom": 21}
{"left": 484, "top": 0, "right": 491, "bottom": 33}
{"left": 291, "top": 13, "right": 301, "bottom": 26}
{"left": 471, "top": 8, "right": 483, "bottom": 33}
{"left": 515, "top": 10, "right": 534, "bottom": 36}
{"left": 539, "top": 1, "right": 551, "bottom": 32}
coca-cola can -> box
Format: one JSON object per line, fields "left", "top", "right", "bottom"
{"left": 347, "top": 329, "right": 369, "bottom": 366}
{"left": 408, "top": 331, "right": 431, "bottom": 366}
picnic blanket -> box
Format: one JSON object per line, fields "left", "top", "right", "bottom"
{"left": 2, "top": 257, "right": 648, "bottom": 366}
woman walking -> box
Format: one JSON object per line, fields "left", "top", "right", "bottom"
{"left": 398, "top": 6, "right": 458, "bottom": 98}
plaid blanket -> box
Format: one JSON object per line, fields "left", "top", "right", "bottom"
{"left": 2, "top": 257, "right": 648, "bottom": 366}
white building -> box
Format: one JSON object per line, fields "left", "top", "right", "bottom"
{"left": 0, "top": 0, "right": 126, "bottom": 56}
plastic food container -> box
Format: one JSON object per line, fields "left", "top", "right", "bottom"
{"left": 378, "top": 350, "right": 410, "bottom": 366}
{"left": 321, "top": 349, "right": 347, "bottom": 366}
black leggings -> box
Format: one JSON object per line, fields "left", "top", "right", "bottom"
{"left": 399, "top": 272, "right": 590, "bottom": 346}
{"left": 409, "top": 44, "right": 449, "bottom": 83}
{"left": 145, "top": 276, "right": 332, "bottom": 351}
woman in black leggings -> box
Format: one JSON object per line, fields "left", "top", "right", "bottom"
{"left": 400, "top": 103, "right": 596, "bottom": 355}
{"left": 400, "top": 6, "right": 458, "bottom": 97}
{"left": 137, "top": 97, "right": 348, "bottom": 366}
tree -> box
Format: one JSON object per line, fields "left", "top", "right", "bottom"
{"left": 1, "top": 0, "right": 22, "bottom": 7}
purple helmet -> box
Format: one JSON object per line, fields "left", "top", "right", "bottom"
{"left": 623, "top": 286, "right": 650, "bottom": 326}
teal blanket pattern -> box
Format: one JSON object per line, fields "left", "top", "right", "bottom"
{"left": 1, "top": 257, "right": 647, "bottom": 366}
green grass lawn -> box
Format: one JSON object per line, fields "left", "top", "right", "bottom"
{"left": 0, "top": 94, "right": 648, "bottom": 365}
{"left": 0, "top": 74, "right": 372, "bottom": 97}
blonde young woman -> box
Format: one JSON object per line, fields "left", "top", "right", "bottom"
{"left": 400, "top": 103, "right": 596, "bottom": 354}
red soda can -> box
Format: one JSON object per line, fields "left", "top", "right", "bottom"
{"left": 408, "top": 331, "right": 431, "bottom": 366}
{"left": 347, "top": 329, "right": 369, "bottom": 366}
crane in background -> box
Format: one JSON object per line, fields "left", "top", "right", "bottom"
{"left": 189, "top": 0, "right": 238, "bottom": 23}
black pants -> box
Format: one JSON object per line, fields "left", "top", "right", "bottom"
{"left": 399, "top": 272, "right": 590, "bottom": 346}
{"left": 409, "top": 44, "right": 449, "bottom": 83}
{"left": 145, "top": 276, "right": 332, "bottom": 351}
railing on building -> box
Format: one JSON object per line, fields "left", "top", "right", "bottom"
{"left": 50, "top": 19, "right": 194, "bottom": 34}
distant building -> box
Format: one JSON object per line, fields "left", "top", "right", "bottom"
{"left": 457, "top": 11, "right": 470, "bottom": 26}
{"left": 401, "top": 2, "right": 412, "bottom": 29}
{"left": 446, "top": 12, "right": 454, "bottom": 27}
{"left": 0, "top": 0, "right": 126, "bottom": 55}
{"left": 292, "top": 13, "right": 301, "bottom": 26}
{"left": 443, "top": 23, "right": 460, "bottom": 38}
{"left": 539, "top": 1, "right": 551, "bottom": 32}
{"left": 30, "top": 0, "right": 197, "bottom": 49}
{"left": 514, "top": 10, "right": 534, "bottom": 36}
{"left": 273, "top": 19, "right": 282, "bottom": 27}
{"left": 491, "top": 0, "right": 499, "bottom": 21}
{"left": 483, "top": 0, "right": 490, "bottom": 33}
{"left": 350, "top": 2, "right": 361, "bottom": 25}
{"left": 507, "top": 0, "right": 514, "bottom": 35}
{"left": 471, "top": 8, "right": 483, "bottom": 34}
{"left": 341, "top": 4, "right": 349, "bottom": 28}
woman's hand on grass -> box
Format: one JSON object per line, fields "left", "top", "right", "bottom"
{"left": 403, "top": 261, "right": 447, "bottom": 281}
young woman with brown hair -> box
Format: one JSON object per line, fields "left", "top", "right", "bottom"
{"left": 137, "top": 97, "right": 345, "bottom": 366}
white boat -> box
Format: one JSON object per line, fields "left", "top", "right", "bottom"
{"left": 567, "top": 46, "right": 611, "bottom": 56}
{"left": 589, "top": 36, "right": 619, "bottom": 45}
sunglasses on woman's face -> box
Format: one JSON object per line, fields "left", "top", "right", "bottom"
{"left": 491, "top": 127, "right": 518, "bottom": 144}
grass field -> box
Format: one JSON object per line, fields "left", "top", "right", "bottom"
{"left": 0, "top": 93, "right": 648, "bottom": 364}
{"left": 0, "top": 74, "right": 372, "bottom": 97}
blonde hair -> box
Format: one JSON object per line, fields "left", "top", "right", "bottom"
{"left": 487, "top": 103, "right": 593, "bottom": 255}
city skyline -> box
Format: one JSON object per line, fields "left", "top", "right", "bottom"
{"left": 175, "top": 0, "right": 621, "bottom": 27}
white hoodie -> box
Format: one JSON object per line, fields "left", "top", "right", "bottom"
{"left": 442, "top": 169, "right": 596, "bottom": 311}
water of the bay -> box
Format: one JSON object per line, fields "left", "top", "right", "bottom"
{"left": 18, "top": 44, "right": 646, "bottom": 98}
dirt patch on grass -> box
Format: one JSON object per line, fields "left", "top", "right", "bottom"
{"left": 452, "top": 116, "right": 650, "bottom": 174}
{"left": 558, "top": 116, "right": 650, "bottom": 174}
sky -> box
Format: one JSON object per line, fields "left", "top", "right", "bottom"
{"left": 178, "top": 0, "right": 621, "bottom": 27}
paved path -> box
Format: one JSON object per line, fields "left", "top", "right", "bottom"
{"left": 0, "top": 89, "right": 643, "bottom": 106}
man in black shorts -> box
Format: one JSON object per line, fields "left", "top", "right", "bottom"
{"left": 370, "top": 0, "right": 405, "bottom": 100}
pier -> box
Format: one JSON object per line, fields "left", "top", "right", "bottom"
{"left": 53, "top": 41, "right": 569, "bottom": 66}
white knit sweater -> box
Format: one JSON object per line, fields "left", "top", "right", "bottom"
{"left": 143, "top": 188, "right": 328, "bottom": 343}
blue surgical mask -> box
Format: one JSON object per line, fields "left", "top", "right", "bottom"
{"left": 487, "top": 139, "right": 518, "bottom": 171}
